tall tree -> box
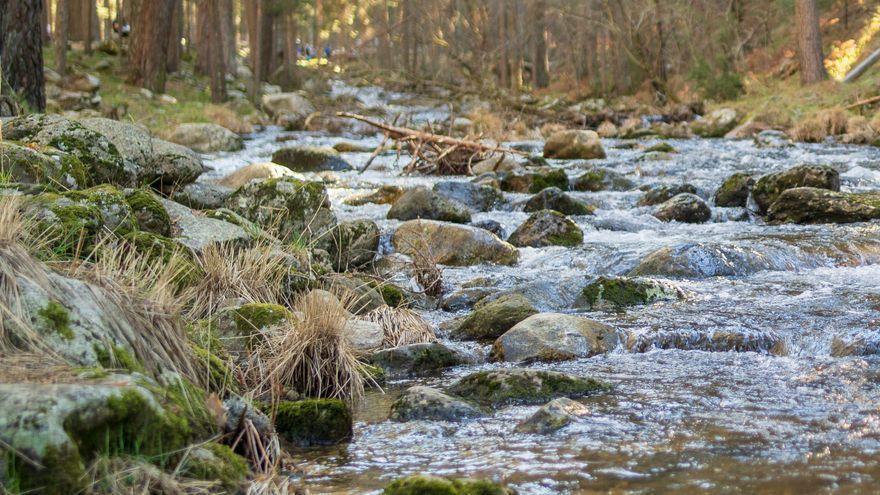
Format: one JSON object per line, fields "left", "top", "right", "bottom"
{"left": 55, "top": 0, "right": 70, "bottom": 76}
{"left": 795, "top": 0, "right": 827, "bottom": 84}
{"left": 0, "top": 0, "right": 46, "bottom": 112}
{"left": 128, "top": 0, "right": 177, "bottom": 92}
{"left": 532, "top": 0, "right": 549, "bottom": 89}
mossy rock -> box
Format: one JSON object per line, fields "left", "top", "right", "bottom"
{"left": 766, "top": 187, "right": 880, "bottom": 224}
{"left": 216, "top": 303, "right": 292, "bottom": 353}
{"left": 329, "top": 219, "right": 381, "bottom": 271}
{"left": 653, "top": 193, "right": 711, "bottom": 223}
{"left": 571, "top": 167, "right": 634, "bottom": 192}
{"left": 0, "top": 141, "right": 84, "bottom": 189}
{"left": 63, "top": 184, "right": 138, "bottom": 235}
{"left": 714, "top": 172, "right": 754, "bottom": 207}
{"left": 387, "top": 186, "right": 472, "bottom": 224}
{"left": 22, "top": 193, "right": 105, "bottom": 256}
{"left": 528, "top": 169, "right": 569, "bottom": 194}
{"left": 181, "top": 442, "right": 249, "bottom": 489}
{"left": 752, "top": 165, "right": 840, "bottom": 214}
{"left": 637, "top": 184, "right": 697, "bottom": 206}
{"left": 191, "top": 344, "right": 239, "bottom": 394}
{"left": 268, "top": 399, "right": 353, "bottom": 447}
{"left": 450, "top": 293, "right": 538, "bottom": 341}
{"left": 523, "top": 187, "right": 594, "bottom": 216}
{"left": 578, "top": 276, "right": 683, "bottom": 310}
{"left": 644, "top": 142, "right": 677, "bottom": 153}
{"left": 124, "top": 188, "right": 171, "bottom": 236}
{"left": 370, "top": 343, "right": 471, "bottom": 377}
{"left": 119, "top": 231, "right": 201, "bottom": 287}
{"left": 272, "top": 145, "right": 352, "bottom": 172}
{"left": 448, "top": 368, "right": 611, "bottom": 407}
{"left": 383, "top": 475, "right": 516, "bottom": 494}
{"left": 508, "top": 210, "right": 584, "bottom": 248}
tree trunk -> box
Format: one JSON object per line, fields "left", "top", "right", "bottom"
{"left": 195, "top": 0, "right": 209, "bottom": 74}
{"left": 166, "top": 0, "right": 181, "bottom": 73}
{"left": 203, "top": 0, "right": 225, "bottom": 102}
{"left": 56, "top": 0, "right": 69, "bottom": 76}
{"left": 128, "top": 0, "right": 176, "bottom": 92}
{"left": 283, "top": 11, "right": 299, "bottom": 87}
{"left": 532, "top": 0, "right": 549, "bottom": 89}
{"left": 42, "top": 0, "right": 52, "bottom": 43}
{"left": 795, "top": 0, "right": 827, "bottom": 84}
{"left": 248, "top": 0, "right": 263, "bottom": 102}
{"left": 84, "top": 0, "right": 93, "bottom": 53}
{"left": 0, "top": 0, "right": 46, "bottom": 112}
{"left": 69, "top": 0, "right": 98, "bottom": 42}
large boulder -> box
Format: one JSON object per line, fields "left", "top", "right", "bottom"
{"left": 387, "top": 186, "right": 471, "bottom": 223}
{"left": 637, "top": 184, "right": 698, "bottom": 206}
{"left": 272, "top": 146, "right": 352, "bottom": 172}
{"left": 523, "top": 187, "right": 594, "bottom": 216}
{"left": 0, "top": 141, "right": 84, "bottom": 189}
{"left": 226, "top": 177, "right": 337, "bottom": 244}
{"left": 433, "top": 181, "right": 506, "bottom": 212}
{"left": 171, "top": 182, "right": 234, "bottom": 210}
{"left": 653, "top": 193, "right": 711, "bottom": 223}
{"left": 543, "top": 130, "right": 606, "bottom": 159}
{"left": 752, "top": 164, "right": 840, "bottom": 213}
{"left": 167, "top": 123, "right": 244, "bottom": 153}
{"left": 691, "top": 108, "right": 739, "bottom": 137}
{"left": 450, "top": 293, "right": 538, "bottom": 341}
{"left": 571, "top": 167, "right": 635, "bottom": 192}
{"left": 448, "top": 369, "right": 611, "bottom": 407}
{"left": 392, "top": 220, "right": 518, "bottom": 266}
{"left": 261, "top": 92, "right": 315, "bottom": 130}
{"left": 714, "top": 173, "right": 754, "bottom": 207}
{"left": 390, "top": 386, "right": 483, "bottom": 422}
{"left": 514, "top": 397, "right": 590, "bottom": 434}
{"left": 162, "top": 198, "right": 254, "bottom": 253}
{"left": 491, "top": 313, "right": 617, "bottom": 363}
{"left": 578, "top": 276, "right": 683, "bottom": 310}
{"left": 80, "top": 117, "right": 205, "bottom": 191}
{"left": 383, "top": 476, "right": 516, "bottom": 495}
{"left": 2, "top": 114, "right": 129, "bottom": 186}
{"left": 370, "top": 343, "right": 470, "bottom": 377}
{"left": 501, "top": 168, "right": 569, "bottom": 194}
{"left": 766, "top": 187, "right": 880, "bottom": 224}
{"left": 508, "top": 210, "right": 584, "bottom": 247}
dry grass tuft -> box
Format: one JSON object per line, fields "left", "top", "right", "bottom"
{"left": 403, "top": 234, "right": 443, "bottom": 299}
{"left": 0, "top": 352, "right": 80, "bottom": 384}
{"left": 245, "top": 475, "right": 308, "bottom": 495}
{"left": 85, "top": 455, "right": 218, "bottom": 495}
{"left": 248, "top": 290, "right": 369, "bottom": 405}
{"left": 791, "top": 107, "right": 850, "bottom": 142}
{"left": 364, "top": 305, "right": 436, "bottom": 348}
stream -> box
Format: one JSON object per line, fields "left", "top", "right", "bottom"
{"left": 204, "top": 83, "right": 880, "bottom": 494}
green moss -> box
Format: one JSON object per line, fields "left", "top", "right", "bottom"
{"left": 94, "top": 344, "right": 145, "bottom": 374}
{"left": 448, "top": 369, "right": 612, "bottom": 407}
{"left": 379, "top": 283, "right": 406, "bottom": 307}
{"left": 361, "top": 363, "right": 387, "bottom": 386}
{"left": 191, "top": 345, "right": 239, "bottom": 395}
{"left": 7, "top": 443, "right": 85, "bottom": 495}
{"left": 181, "top": 442, "right": 249, "bottom": 489}
{"left": 125, "top": 188, "right": 171, "bottom": 236}
{"left": 37, "top": 300, "right": 74, "bottom": 340}
{"left": 529, "top": 169, "right": 569, "bottom": 193}
{"left": 233, "top": 303, "right": 289, "bottom": 332}
{"left": 383, "top": 475, "right": 513, "bottom": 495}
{"left": 451, "top": 293, "right": 538, "bottom": 341}
{"left": 580, "top": 276, "right": 682, "bottom": 310}
{"left": 645, "top": 142, "right": 677, "bottom": 153}
{"left": 268, "top": 399, "right": 353, "bottom": 447}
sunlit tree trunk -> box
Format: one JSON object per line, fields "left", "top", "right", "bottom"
{"left": 795, "top": 0, "right": 827, "bottom": 84}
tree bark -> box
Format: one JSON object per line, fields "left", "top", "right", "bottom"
{"left": 532, "top": 0, "right": 549, "bottom": 89}
{"left": 203, "top": 0, "right": 225, "bottom": 102}
{"left": 56, "top": 0, "right": 70, "bottom": 76}
{"left": 128, "top": 0, "right": 176, "bottom": 92}
{"left": 0, "top": 0, "right": 46, "bottom": 112}
{"left": 795, "top": 0, "right": 827, "bottom": 84}
{"left": 166, "top": 0, "right": 182, "bottom": 73}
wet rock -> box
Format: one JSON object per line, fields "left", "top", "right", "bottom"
{"left": 344, "top": 185, "right": 405, "bottom": 206}
{"left": 754, "top": 129, "right": 792, "bottom": 148}
{"left": 272, "top": 145, "right": 352, "bottom": 172}
{"left": 524, "top": 187, "right": 594, "bottom": 216}
{"left": 653, "top": 193, "right": 711, "bottom": 223}
{"left": 471, "top": 153, "right": 524, "bottom": 175}
{"left": 571, "top": 167, "right": 635, "bottom": 192}
{"left": 392, "top": 220, "right": 519, "bottom": 266}
{"left": 449, "top": 369, "right": 611, "bottom": 407}
{"left": 328, "top": 219, "right": 380, "bottom": 271}
{"left": 332, "top": 141, "right": 374, "bottom": 152}
{"left": 162, "top": 198, "right": 254, "bottom": 253}
{"left": 370, "top": 342, "right": 471, "bottom": 377}
{"left": 383, "top": 475, "right": 516, "bottom": 494}
{"left": 508, "top": 210, "right": 584, "bottom": 248}
{"left": 597, "top": 121, "right": 618, "bottom": 138}
{"left": 215, "top": 162, "right": 302, "bottom": 189}
{"left": 543, "top": 129, "right": 606, "bottom": 159}
{"left": 0, "top": 141, "right": 83, "bottom": 189}
{"left": 637, "top": 184, "right": 698, "bottom": 206}
{"left": 624, "top": 328, "right": 785, "bottom": 354}
{"left": 471, "top": 219, "right": 505, "bottom": 238}
{"left": 433, "top": 180, "right": 506, "bottom": 212}
{"left": 226, "top": 177, "right": 337, "bottom": 245}
{"left": 272, "top": 399, "right": 353, "bottom": 447}
{"left": 629, "top": 242, "right": 773, "bottom": 279}
{"left": 167, "top": 123, "right": 244, "bottom": 153}
{"left": 441, "top": 287, "right": 494, "bottom": 311}
{"left": 450, "top": 293, "right": 538, "bottom": 341}
{"left": 3, "top": 114, "right": 130, "bottom": 186}
{"left": 577, "top": 276, "right": 683, "bottom": 310}
{"left": 515, "top": 397, "right": 590, "bottom": 434}
{"left": 390, "top": 386, "right": 483, "bottom": 422}
{"left": 171, "top": 182, "right": 234, "bottom": 210}
{"left": 831, "top": 334, "right": 880, "bottom": 357}
{"left": 387, "top": 186, "right": 471, "bottom": 223}
{"left": 766, "top": 187, "right": 880, "bottom": 224}
{"left": 500, "top": 168, "right": 569, "bottom": 194}
{"left": 714, "top": 172, "right": 754, "bottom": 207}
{"left": 492, "top": 313, "right": 617, "bottom": 363}
{"left": 344, "top": 319, "right": 384, "bottom": 351}
{"left": 644, "top": 142, "right": 677, "bottom": 153}
{"left": 261, "top": 92, "right": 315, "bottom": 130}
{"left": 691, "top": 108, "right": 739, "bottom": 137}
{"left": 752, "top": 164, "right": 840, "bottom": 214}
{"left": 80, "top": 117, "right": 205, "bottom": 190}
{"left": 223, "top": 396, "right": 275, "bottom": 440}
{"left": 0, "top": 377, "right": 194, "bottom": 494}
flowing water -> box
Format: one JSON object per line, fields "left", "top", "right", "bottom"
{"left": 204, "top": 84, "right": 880, "bottom": 494}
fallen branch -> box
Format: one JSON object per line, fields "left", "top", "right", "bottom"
{"left": 846, "top": 95, "right": 880, "bottom": 110}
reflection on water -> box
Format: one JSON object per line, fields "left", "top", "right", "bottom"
{"left": 203, "top": 82, "right": 880, "bottom": 494}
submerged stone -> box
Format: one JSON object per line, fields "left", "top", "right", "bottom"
{"left": 571, "top": 167, "right": 635, "bottom": 192}
{"left": 524, "top": 187, "right": 594, "bottom": 216}
{"left": 433, "top": 180, "right": 507, "bottom": 212}
{"left": 515, "top": 397, "right": 590, "bottom": 434}
{"left": 390, "top": 386, "right": 483, "bottom": 422}
{"left": 383, "top": 475, "right": 516, "bottom": 495}
{"left": 370, "top": 342, "right": 471, "bottom": 377}
{"left": 448, "top": 369, "right": 611, "bottom": 407}
{"left": 624, "top": 328, "right": 785, "bottom": 354}
{"left": 653, "top": 193, "right": 711, "bottom": 223}
{"left": 638, "top": 183, "right": 698, "bottom": 206}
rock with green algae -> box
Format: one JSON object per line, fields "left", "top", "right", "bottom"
{"left": 491, "top": 313, "right": 618, "bottom": 363}
{"left": 766, "top": 187, "right": 880, "bottom": 224}
{"left": 383, "top": 475, "right": 517, "bottom": 495}
{"left": 637, "top": 184, "right": 698, "bottom": 206}
{"left": 21, "top": 193, "right": 104, "bottom": 255}
{"left": 508, "top": 210, "right": 584, "bottom": 248}
{"left": 2, "top": 114, "right": 130, "bottom": 186}
{"left": 578, "top": 276, "right": 684, "bottom": 310}
{"left": 328, "top": 219, "right": 380, "bottom": 271}
{"left": 323, "top": 273, "right": 386, "bottom": 315}
{"left": 161, "top": 198, "right": 255, "bottom": 254}
{"left": 387, "top": 186, "right": 472, "bottom": 224}
{"left": 752, "top": 164, "right": 839, "bottom": 213}
{"left": 392, "top": 220, "right": 519, "bottom": 267}
{"left": 653, "top": 193, "right": 711, "bottom": 223}
{"left": 571, "top": 167, "right": 634, "bottom": 192}
{"left": 448, "top": 368, "right": 611, "bottom": 407}
{"left": 390, "top": 386, "right": 483, "bottom": 422}
{"left": 514, "top": 397, "right": 589, "bottom": 434}
{"left": 523, "top": 187, "right": 594, "bottom": 216}
{"left": 691, "top": 108, "right": 739, "bottom": 138}
{"left": 370, "top": 342, "right": 472, "bottom": 377}
{"left": 498, "top": 168, "right": 569, "bottom": 194}
{"left": 268, "top": 399, "right": 353, "bottom": 446}
{"left": 543, "top": 129, "right": 605, "bottom": 160}
{"left": 0, "top": 141, "right": 84, "bottom": 189}
{"left": 123, "top": 188, "right": 171, "bottom": 236}
{"left": 644, "top": 142, "right": 677, "bottom": 153}
{"left": 713, "top": 172, "right": 754, "bottom": 207}
{"left": 272, "top": 145, "right": 352, "bottom": 172}
{"left": 450, "top": 293, "right": 538, "bottom": 341}
{"left": 180, "top": 442, "right": 249, "bottom": 490}
{"left": 226, "top": 177, "right": 337, "bottom": 246}
{"left": 56, "top": 184, "right": 138, "bottom": 234}
{"left": 213, "top": 303, "right": 292, "bottom": 354}
{"left": 0, "top": 376, "right": 199, "bottom": 495}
